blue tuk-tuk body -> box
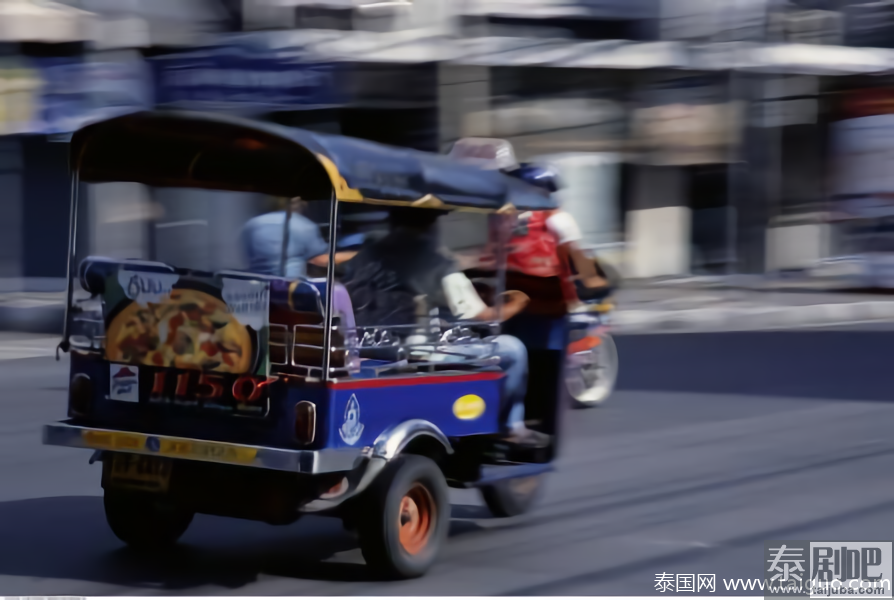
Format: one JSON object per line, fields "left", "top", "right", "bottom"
{"left": 42, "top": 111, "right": 609, "bottom": 579}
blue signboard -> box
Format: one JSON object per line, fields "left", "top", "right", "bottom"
{"left": 35, "top": 54, "right": 152, "bottom": 135}
{"left": 150, "top": 44, "right": 346, "bottom": 112}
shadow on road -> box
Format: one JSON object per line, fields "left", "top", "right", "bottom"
{"left": 0, "top": 496, "right": 488, "bottom": 590}
{"left": 616, "top": 331, "right": 894, "bottom": 401}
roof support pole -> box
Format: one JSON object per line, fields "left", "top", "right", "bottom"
{"left": 58, "top": 171, "right": 80, "bottom": 357}
{"left": 322, "top": 191, "right": 339, "bottom": 380}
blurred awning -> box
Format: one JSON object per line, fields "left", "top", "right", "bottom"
{"left": 457, "top": 0, "right": 659, "bottom": 20}
{"left": 454, "top": 37, "right": 686, "bottom": 69}
{"left": 202, "top": 30, "right": 894, "bottom": 75}
{"left": 233, "top": 29, "right": 688, "bottom": 69}
{"left": 0, "top": 0, "right": 96, "bottom": 43}
{"left": 261, "top": 0, "right": 412, "bottom": 8}
{"left": 742, "top": 43, "right": 894, "bottom": 76}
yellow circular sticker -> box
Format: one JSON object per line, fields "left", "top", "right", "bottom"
{"left": 453, "top": 395, "right": 486, "bottom": 420}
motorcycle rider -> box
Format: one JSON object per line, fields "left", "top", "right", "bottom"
{"left": 449, "top": 138, "right": 613, "bottom": 304}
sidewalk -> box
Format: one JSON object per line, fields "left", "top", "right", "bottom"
{"left": 613, "top": 283, "right": 894, "bottom": 333}
{"left": 0, "top": 292, "right": 65, "bottom": 335}
{"left": 5, "top": 280, "right": 894, "bottom": 335}
{"left": 0, "top": 332, "right": 61, "bottom": 360}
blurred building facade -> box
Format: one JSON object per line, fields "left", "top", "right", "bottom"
{"left": 3, "top": 0, "right": 894, "bottom": 287}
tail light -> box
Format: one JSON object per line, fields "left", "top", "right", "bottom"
{"left": 69, "top": 374, "right": 93, "bottom": 417}
{"left": 294, "top": 401, "right": 316, "bottom": 445}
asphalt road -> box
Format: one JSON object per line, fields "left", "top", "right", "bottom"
{"left": 2, "top": 331, "right": 894, "bottom": 595}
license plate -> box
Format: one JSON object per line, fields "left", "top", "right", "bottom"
{"left": 109, "top": 453, "right": 172, "bottom": 492}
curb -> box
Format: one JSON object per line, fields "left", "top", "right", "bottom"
{"left": 611, "top": 301, "right": 894, "bottom": 333}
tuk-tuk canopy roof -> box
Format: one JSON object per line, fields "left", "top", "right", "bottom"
{"left": 69, "top": 111, "right": 556, "bottom": 213}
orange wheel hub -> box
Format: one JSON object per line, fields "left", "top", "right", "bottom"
{"left": 398, "top": 483, "right": 435, "bottom": 555}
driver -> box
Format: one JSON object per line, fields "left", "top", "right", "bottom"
{"left": 341, "top": 207, "right": 549, "bottom": 448}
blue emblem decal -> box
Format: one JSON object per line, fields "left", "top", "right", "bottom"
{"left": 339, "top": 394, "right": 364, "bottom": 446}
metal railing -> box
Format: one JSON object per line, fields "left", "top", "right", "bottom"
{"left": 273, "top": 320, "right": 501, "bottom": 379}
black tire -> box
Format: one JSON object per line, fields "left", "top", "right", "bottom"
{"left": 480, "top": 475, "right": 544, "bottom": 518}
{"left": 103, "top": 490, "right": 194, "bottom": 550}
{"left": 354, "top": 455, "right": 450, "bottom": 579}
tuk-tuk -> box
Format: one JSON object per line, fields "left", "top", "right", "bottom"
{"left": 42, "top": 111, "right": 611, "bottom": 579}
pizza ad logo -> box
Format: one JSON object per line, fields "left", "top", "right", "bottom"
{"left": 110, "top": 364, "right": 139, "bottom": 402}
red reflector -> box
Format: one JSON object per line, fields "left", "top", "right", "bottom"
{"left": 294, "top": 401, "right": 316, "bottom": 445}
{"left": 567, "top": 335, "right": 601, "bottom": 355}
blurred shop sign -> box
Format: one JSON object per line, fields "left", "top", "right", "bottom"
{"left": 467, "top": 98, "right": 625, "bottom": 138}
{"left": 0, "top": 58, "right": 42, "bottom": 135}
{"left": 841, "top": 0, "right": 894, "bottom": 49}
{"left": 632, "top": 102, "right": 743, "bottom": 165}
{"left": 632, "top": 78, "right": 742, "bottom": 165}
{"left": 831, "top": 89, "right": 894, "bottom": 202}
{"left": 842, "top": 88, "right": 894, "bottom": 120}
{"left": 768, "top": 0, "right": 894, "bottom": 49}
{"left": 828, "top": 89, "right": 894, "bottom": 280}
{"left": 35, "top": 52, "right": 152, "bottom": 134}
{"left": 660, "top": 0, "right": 768, "bottom": 43}
{"left": 767, "top": 5, "right": 843, "bottom": 45}
{"left": 752, "top": 76, "right": 819, "bottom": 128}
{"left": 151, "top": 44, "right": 345, "bottom": 111}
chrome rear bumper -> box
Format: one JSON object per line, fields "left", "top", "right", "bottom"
{"left": 43, "top": 421, "right": 362, "bottom": 474}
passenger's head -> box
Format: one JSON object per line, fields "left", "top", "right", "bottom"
{"left": 388, "top": 207, "right": 447, "bottom": 232}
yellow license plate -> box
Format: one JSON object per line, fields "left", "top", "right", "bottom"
{"left": 109, "top": 453, "right": 172, "bottom": 492}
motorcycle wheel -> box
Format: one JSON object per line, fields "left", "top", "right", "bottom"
{"left": 566, "top": 332, "right": 618, "bottom": 409}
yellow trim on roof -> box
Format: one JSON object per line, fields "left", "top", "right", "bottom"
{"left": 339, "top": 195, "right": 496, "bottom": 213}
{"left": 315, "top": 154, "right": 364, "bottom": 202}
{"left": 411, "top": 194, "right": 445, "bottom": 209}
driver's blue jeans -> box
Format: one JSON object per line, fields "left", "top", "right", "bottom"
{"left": 455, "top": 335, "right": 528, "bottom": 433}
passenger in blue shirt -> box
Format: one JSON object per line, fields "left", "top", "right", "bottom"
{"left": 241, "top": 200, "right": 355, "bottom": 278}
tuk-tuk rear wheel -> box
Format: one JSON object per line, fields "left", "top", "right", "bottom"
{"left": 103, "top": 490, "right": 194, "bottom": 550}
{"left": 354, "top": 454, "right": 449, "bottom": 579}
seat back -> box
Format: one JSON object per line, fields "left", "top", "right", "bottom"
{"left": 269, "top": 278, "right": 357, "bottom": 376}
